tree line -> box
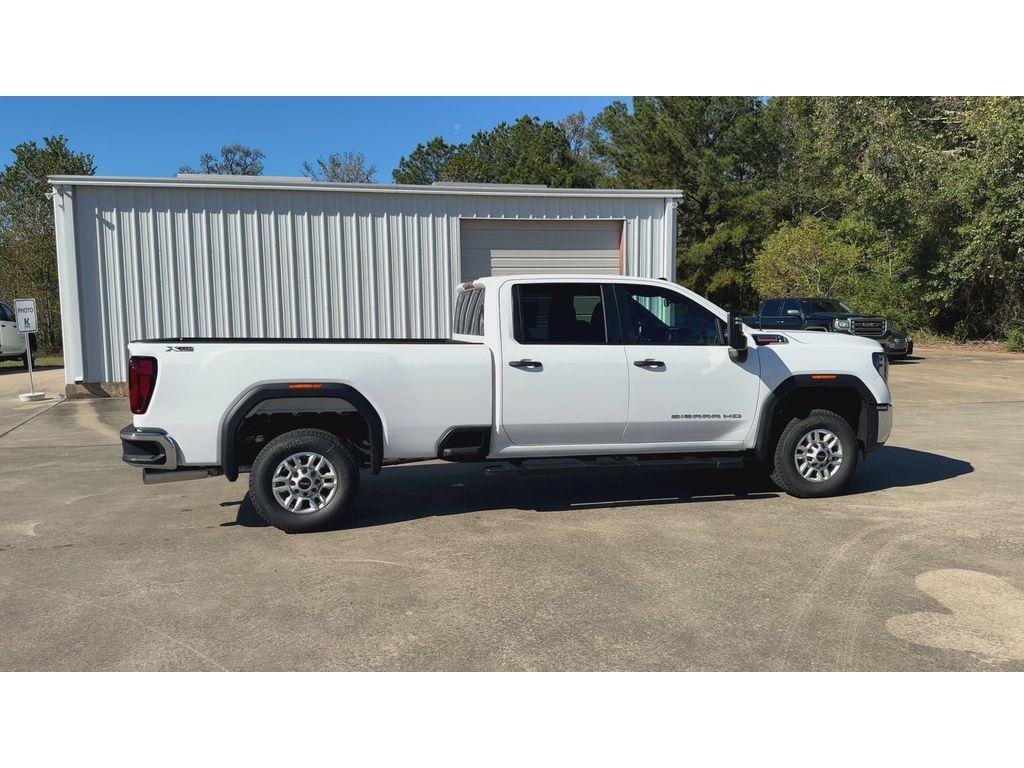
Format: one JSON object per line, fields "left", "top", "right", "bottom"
{"left": 3, "top": 97, "right": 1023, "bottom": 354}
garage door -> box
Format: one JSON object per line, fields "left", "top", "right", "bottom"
{"left": 459, "top": 219, "right": 623, "bottom": 280}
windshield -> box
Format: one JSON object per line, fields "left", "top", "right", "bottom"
{"left": 801, "top": 298, "right": 853, "bottom": 314}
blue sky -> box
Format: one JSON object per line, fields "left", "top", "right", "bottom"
{"left": 0, "top": 97, "right": 624, "bottom": 181}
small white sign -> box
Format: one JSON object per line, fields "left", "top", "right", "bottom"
{"left": 14, "top": 298, "right": 37, "bottom": 333}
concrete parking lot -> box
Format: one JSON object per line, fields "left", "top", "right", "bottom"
{"left": 1, "top": 348, "right": 1022, "bottom": 671}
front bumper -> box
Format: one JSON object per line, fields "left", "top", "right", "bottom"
{"left": 876, "top": 404, "right": 893, "bottom": 446}
{"left": 120, "top": 425, "right": 179, "bottom": 470}
{"left": 883, "top": 336, "right": 911, "bottom": 355}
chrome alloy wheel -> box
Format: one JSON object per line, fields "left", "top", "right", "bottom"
{"left": 793, "top": 428, "right": 844, "bottom": 482}
{"left": 272, "top": 452, "right": 339, "bottom": 513}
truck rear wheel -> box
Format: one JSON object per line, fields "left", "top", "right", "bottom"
{"left": 770, "top": 408, "right": 858, "bottom": 498}
{"left": 249, "top": 428, "right": 359, "bottom": 533}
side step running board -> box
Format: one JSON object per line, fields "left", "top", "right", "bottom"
{"left": 484, "top": 456, "right": 746, "bottom": 477}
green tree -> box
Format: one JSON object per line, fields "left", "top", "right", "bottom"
{"left": 393, "top": 116, "right": 605, "bottom": 188}
{"left": 751, "top": 217, "right": 861, "bottom": 300}
{"left": 928, "top": 97, "right": 1024, "bottom": 337}
{"left": 301, "top": 151, "right": 376, "bottom": 183}
{"left": 591, "top": 97, "right": 777, "bottom": 309}
{"left": 558, "top": 111, "right": 610, "bottom": 185}
{"left": 392, "top": 137, "right": 461, "bottom": 185}
{"left": 763, "top": 97, "right": 944, "bottom": 329}
{"left": 0, "top": 135, "right": 95, "bottom": 353}
{"left": 179, "top": 144, "right": 265, "bottom": 175}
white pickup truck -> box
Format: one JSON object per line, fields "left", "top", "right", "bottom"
{"left": 121, "top": 275, "right": 893, "bottom": 532}
{"left": 0, "top": 301, "right": 36, "bottom": 367}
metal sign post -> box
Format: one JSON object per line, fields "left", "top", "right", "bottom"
{"left": 14, "top": 298, "right": 43, "bottom": 402}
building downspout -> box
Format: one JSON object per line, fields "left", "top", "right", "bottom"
{"left": 664, "top": 196, "right": 679, "bottom": 282}
{"left": 50, "top": 184, "right": 85, "bottom": 393}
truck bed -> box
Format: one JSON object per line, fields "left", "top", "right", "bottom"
{"left": 129, "top": 338, "right": 494, "bottom": 466}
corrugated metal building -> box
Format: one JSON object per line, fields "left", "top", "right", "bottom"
{"left": 49, "top": 175, "right": 680, "bottom": 390}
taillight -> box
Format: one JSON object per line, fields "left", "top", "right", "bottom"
{"left": 128, "top": 356, "right": 158, "bottom": 414}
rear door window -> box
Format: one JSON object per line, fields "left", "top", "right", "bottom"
{"left": 513, "top": 283, "right": 607, "bottom": 344}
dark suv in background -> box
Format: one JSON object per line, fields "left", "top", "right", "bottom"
{"left": 745, "top": 297, "right": 913, "bottom": 358}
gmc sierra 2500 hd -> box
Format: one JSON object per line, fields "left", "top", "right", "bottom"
{"left": 121, "top": 275, "right": 893, "bottom": 532}
{"left": 744, "top": 297, "right": 913, "bottom": 358}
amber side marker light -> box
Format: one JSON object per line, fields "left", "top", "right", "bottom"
{"left": 811, "top": 374, "right": 838, "bottom": 380}
{"left": 288, "top": 383, "right": 322, "bottom": 390}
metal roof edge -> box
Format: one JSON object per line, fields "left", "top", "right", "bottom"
{"left": 47, "top": 175, "right": 683, "bottom": 199}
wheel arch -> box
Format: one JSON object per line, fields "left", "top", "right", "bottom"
{"left": 754, "top": 374, "right": 880, "bottom": 462}
{"left": 220, "top": 383, "right": 384, "bottom": 481}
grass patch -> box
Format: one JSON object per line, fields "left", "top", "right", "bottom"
{"left": 1006, "top": 327, "right": 1024, "bottom": 353}
{"left": 909, "top": 329, "right": 1023, "bottom": 353}
{"left": 0, "top": 354, "right": 64, "bottom": 369}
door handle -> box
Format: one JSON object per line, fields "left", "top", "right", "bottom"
{"left": 508, "top": 359, "right": 543, "bottom": 369}
{"left": 633, "top": 358, "right": 665, "bottom": 368}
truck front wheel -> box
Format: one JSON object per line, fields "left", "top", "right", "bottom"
{"left": 770, "top": 409, "right": 859, "bottom": 498}
{"left": 249, "top": 428, "right": 359, "bottom": 533}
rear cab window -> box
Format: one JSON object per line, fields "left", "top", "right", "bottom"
{"left": 453, "top": 287, "right": 486, "bottom": 336}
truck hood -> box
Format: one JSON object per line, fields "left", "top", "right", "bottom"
{"left": 805, "top": 312, "right": 886, "bottom": 320}
{"left": 773, "top": 329, "right": 882, "bottom": 350}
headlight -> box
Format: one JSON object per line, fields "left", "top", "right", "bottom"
{"left": 834, "top": 318, "right": 851, "bottom": 330}
{"left": 872, "top": 351, "right": 888, "bottom": 381}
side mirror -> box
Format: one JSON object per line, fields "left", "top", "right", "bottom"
{"left": 728, "top": 311, "right": 748, "bottom": 363}
{"left": 786, "top": 309, "right": 802, "bottom": 317}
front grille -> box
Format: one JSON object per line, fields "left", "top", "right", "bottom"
{"left": 851, "top": 317, "right": 888, "bottom": 338}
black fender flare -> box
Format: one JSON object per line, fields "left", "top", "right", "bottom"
{"left": 753, "top": 374, "right": 881, "bottom": 461}
{"left": 220, "top": 383, "right": 384, "bottom": 481}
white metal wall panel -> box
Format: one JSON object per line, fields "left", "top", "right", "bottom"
{"left": 460, "top": 219, "right": 622, "bottom": 279}
{"left": 53, "top": 181, "right": 677, "bottom": 384}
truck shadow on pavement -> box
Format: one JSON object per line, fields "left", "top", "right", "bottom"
{"left": 846, "top": 445, "right": 973, "bottom": 493}
{"left": 224, "top": 445, "right": 972, "bottom": 532}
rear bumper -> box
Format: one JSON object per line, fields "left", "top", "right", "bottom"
{"left": 120, "top": 424, "right": 222, "bottom": 484}
{"left": 120, "top": 425, "right": 179, "bottom": 470}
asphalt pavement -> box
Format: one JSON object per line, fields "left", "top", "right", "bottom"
{"left": 1, "top": 348, "right": 1022, "bottom": 670}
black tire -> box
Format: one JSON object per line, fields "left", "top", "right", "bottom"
{"left": 769, "top": 408, "right": 858, "bottom": 498}
{"left": 21, "top": 351, "right": 30, "bottom": 369}
{"left": 249, "top": 428, "right": 359, "bottom": 533}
